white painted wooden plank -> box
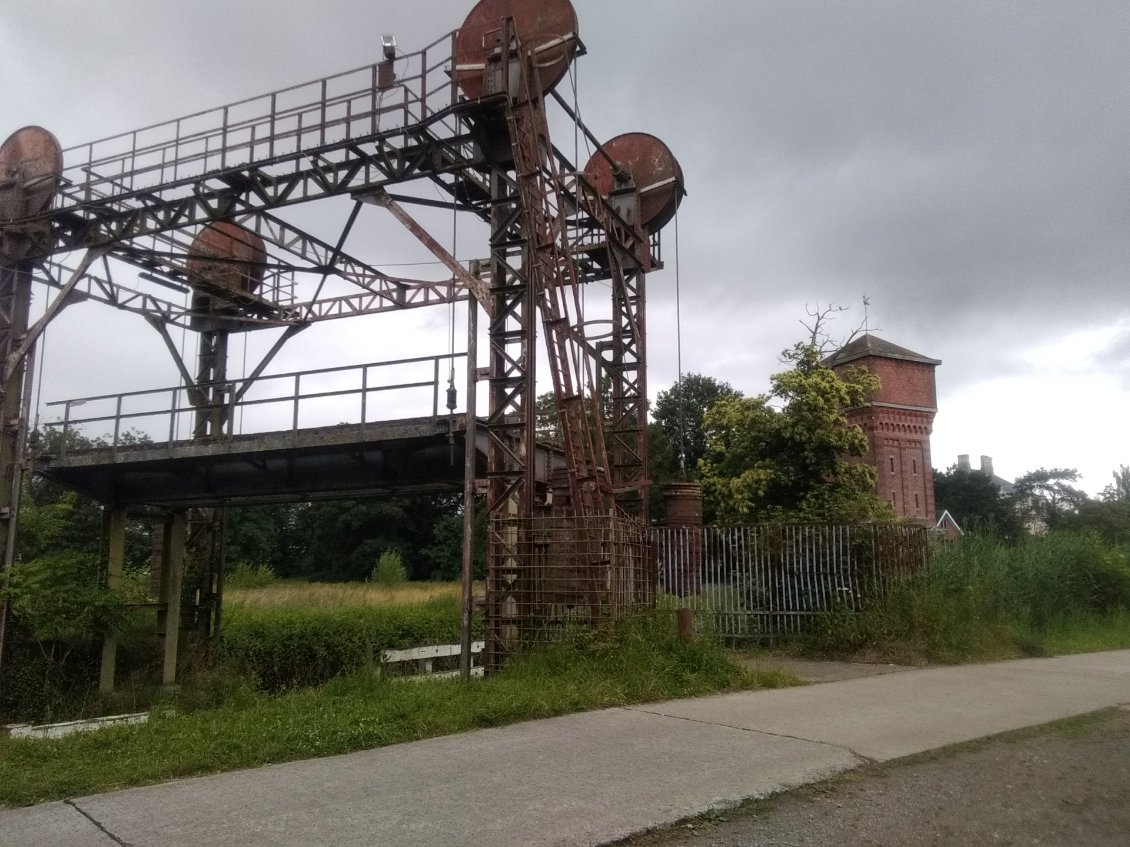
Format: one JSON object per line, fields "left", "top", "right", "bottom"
{"left": 382, "top": 641, "right": 484, "bottom": 664}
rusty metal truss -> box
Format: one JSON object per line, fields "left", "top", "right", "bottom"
{"left": 0, "top": 14, "right": 664, "bottom": 672}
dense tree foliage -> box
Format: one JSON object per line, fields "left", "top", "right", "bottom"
{"left": 651, "top": 374, "right": 742, "bottom": 479}
{"left": 933, "top": 465, "right": 1023, "bottom": 539}
{"left": 1012, "top": 467, "right": 1088, "bottom": 532}
{"left": 1102, "top": 465, "right": 1130, "bottom": 503}
{"left": 21, "top": 429, "right": 152, "bottom": 568}
{"left": 644, "top": 373, "right": 742, "bottom": 521}
{"left": 933, "top": 462, "right": 1130, "bottom": 545}
{"left": 698, "top": 344, "right": 889, "bottom": 523}
{"left": 1056, "top": 466, "right": 1130, "bottom": 545}
{"left": 224, "top": 494, "right": 481, "bottom": 582}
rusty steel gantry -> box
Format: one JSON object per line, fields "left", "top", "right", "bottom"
{"left": 0, "top": 0, "right": 684, "bottom": 678}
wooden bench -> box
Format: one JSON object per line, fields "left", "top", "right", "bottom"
{"left": 380, "top": 641, "right": 485, "bottom": 680}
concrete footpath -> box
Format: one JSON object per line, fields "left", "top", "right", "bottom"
{"left": 3, "top": 650, "right": 1129, "bottom": 847}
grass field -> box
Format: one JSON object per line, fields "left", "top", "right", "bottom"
{"left": 0, "top": 613, "right": 797, "bottom": 807}
{"left": 226, "top": 579, "right": 467, "bottom": 608}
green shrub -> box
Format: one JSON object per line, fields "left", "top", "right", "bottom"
{"left": 368, "top": 549, "right": 407, "bottom": 586}
{"left": 0, "top": 609, "right": 160, "bottom": 725}
{"left": 3, "top": 552, "right": 126, "bottom": 643}
{"left": 220, "top": 597, "right": 474, "bottom": 691}
{"left": 0, "top": 552, "right": 135, "bottom": 723}
{"left": 225, "top": 562, "right": 277, "bottom": 589}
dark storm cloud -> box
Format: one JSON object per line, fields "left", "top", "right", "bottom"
{"left": 581, "top": 1, "right": 1130, "bottom": 321}
{"left": 3, "top": 1, "right": 1128, "bottom": 484}
{"left": 566, "top": 0, "right": 1130, "bottom": 420}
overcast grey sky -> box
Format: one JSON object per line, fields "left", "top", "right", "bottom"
{"left": 3, "top": 0, "right": 1128, "bottom": 494}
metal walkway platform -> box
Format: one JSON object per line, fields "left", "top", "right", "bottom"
{"left": 35, "top": 416, "right": 560, "bottom": 507}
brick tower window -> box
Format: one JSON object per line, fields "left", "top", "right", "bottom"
{"left": 912, "top": 458, "right": 918, "bottom": 475}
{"left": 889, "top": 456, "right": 895, "bottom": 473}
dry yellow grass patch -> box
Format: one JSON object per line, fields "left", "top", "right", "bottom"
{"left": 226, "top": 580, "right": 464, "bottom": 608}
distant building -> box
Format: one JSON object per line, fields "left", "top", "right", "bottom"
{"left": 934, "top": 509, "right": 963, "bottom": 539}
{"left": 825, "top": 333, "right": 941, "bottom": 524}
{"left": 955, "top": 453, "right": 1015, "bottom": 496}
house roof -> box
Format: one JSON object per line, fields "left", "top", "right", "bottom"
{"left": 935, "top": 509, "right": 964, "bottom": 536}
{"left": 824, "top": 333, "right": 942, "bottom": 368}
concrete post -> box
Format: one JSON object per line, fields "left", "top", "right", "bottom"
{"left": 98, "top": 506, "right": 128, "bottom": 696}
{"left": 162, "top": 510, "right": 187, "bottom": 687}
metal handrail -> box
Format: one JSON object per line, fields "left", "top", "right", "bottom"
{"left": 43, "top": 352, "right": 467, "bottom": 456}
{"left": 58, "top": 31, "right": 460, "bottom": 208}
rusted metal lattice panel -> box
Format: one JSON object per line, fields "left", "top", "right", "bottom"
{"left": 653, "top": 523, "right": 929, "bottom": 642}
{"left": 486, "top": 514, "right": 655, "bottom": 652}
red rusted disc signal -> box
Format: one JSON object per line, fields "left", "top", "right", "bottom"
{"left": 583, "top": 133, "right": 685, "bottom": 234}
{"left": 0, "top": 126, "right": 63, "bottom": 221}
{"left": 187, "top": 221, "right": 267, "bottom": 295}
{"left": 453, "top": 0, "right": 579, "bottom": 101}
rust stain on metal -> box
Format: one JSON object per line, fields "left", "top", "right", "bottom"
{"left": 583, "top": 132, "right": 685, "bottom": 233}
{"left": 186, "top": 221, "right": 267, "bottom": 295}
{"left": 453, "top": 0, "right": 578, "bottom": 101}
{"left": 0, "top": 126, "right": 63, "bottom": 221}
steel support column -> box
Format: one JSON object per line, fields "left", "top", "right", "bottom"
{"left": 0, "top": 261, "right": 34, "bottom": 689}
{"left": 483, "top": 162, "right": 537, "bottom": 671}
{"left": 184, "top": 328, "right": 230, "bottom": 642}
{"left": 608, "top": 262, "right": 649, "bottom": 522}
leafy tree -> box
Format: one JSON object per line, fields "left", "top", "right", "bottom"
{"left": 534, "top": 391, "right": 564, "bottom": 445}
{"left": 419, "top": 497, "right": 485, "bottom": 581}
{"left": 933, "top": 465, "right": 1023, "bottom": 539}
{"left": 1012, "top": 468, "right": 1088, "bottom": 531}
{"left": 533, "top": 376, "right": 614, "bottom": 447}
{"left": 1056, "top": 464, "right": 1130, "bottom": 544}
{"left": 1101, "top": 465, "right": 1130, "bottom": 503}
{"left": 1060, "top": 499, "right": 1130, "bottom": 546}
{"left": 3, "top": 552, "right": 125, "bottom": 645}
{"left": 20, "top": 428, "right": 152, "bottom": 568}
{"left": 368, "top": 549, "right": 407, "bottom": 585}
{"left": 281, "top": 494, "right": 465, "bottom": 581}
{"left": 225, "top": 504, "right": 305, "bottom": 574}
{"left": 651, "top": 373, "right": 742, "bottom": 480}
{"left": 698, "top": 343, "right": 889, "bottom": 523}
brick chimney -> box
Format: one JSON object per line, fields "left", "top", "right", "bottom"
{"left": 980, "top": 455, "right": 994, "bottom": 477}
{"left": 958, "top": 454, "right": 971, "bottom": 472}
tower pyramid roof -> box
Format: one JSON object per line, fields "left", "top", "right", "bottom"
{"left": 824, "top": 333, "right": 941, "bottom": 368}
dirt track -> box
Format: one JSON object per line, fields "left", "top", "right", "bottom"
{"left": 619, "top": 708, "right": 1130, "bottom": 847}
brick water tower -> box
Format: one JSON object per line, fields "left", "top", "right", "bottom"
{"left": 826, "top": 334, "right": 941, "bottom": 523}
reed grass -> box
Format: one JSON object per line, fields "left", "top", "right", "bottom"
{"left": 226, "top": 580, "right": 466, "bottom": 608}
{"left": 805, "top": 531, "right": 1130, "bottom": 662}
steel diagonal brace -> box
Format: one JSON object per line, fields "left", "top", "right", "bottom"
{"left": 232, "top": 324, "right": 309, "bottom": 404}
{"left": 4, "top": 248, "right": 106, "bottom": 383}
{"left": 358, "top": 189, "right": 496, "bottom": 319}
{"left": 145, "top": 317, "right": 208, "bottom": 409}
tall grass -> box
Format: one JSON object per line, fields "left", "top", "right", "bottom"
{"left": 806, "top": 531, "right": 1130, "bottom": 662}
{"left": 222, "top": 595, "right": 473, "bottom": 690}
{"left": 0, "top": 614, "right": 797, "bottom": 807}
{"left": 226, "top": 580, "right": 463, "bottom": 608}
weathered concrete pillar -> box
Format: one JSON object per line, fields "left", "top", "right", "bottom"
{"left": 161, "top": 511, "right": 187, "bottom": 687}
{"left": 98, "top": 506, "right": 128, "bottom": 696}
